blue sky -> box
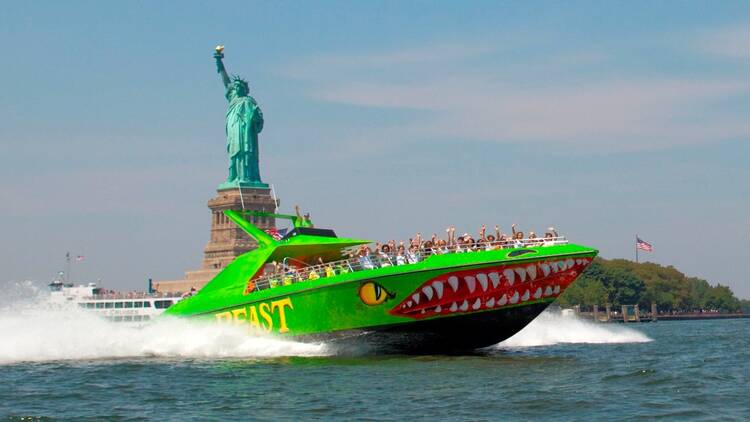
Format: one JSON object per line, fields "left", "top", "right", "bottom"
{"left": 1, "top": 1, "right": 749, "bottom": 297}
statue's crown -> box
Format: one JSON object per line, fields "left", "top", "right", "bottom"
{"left": 231, "top": 75, "right": 249, "bottom": 89}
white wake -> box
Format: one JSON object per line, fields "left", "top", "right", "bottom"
{"left": 0, "top": 281, "right": 329, "bottom": 365}
{"left": 498, "top": 309, "right": 652, "bottom": 348}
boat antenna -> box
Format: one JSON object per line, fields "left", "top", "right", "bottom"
{"left": 237, "top": 185, "right": 246, "bottom": 210}
{"left": 65, "top": 251, "right": 72, "bottom": 284}
{"left": 270, "top": 184, "right": 279, "bottom": 212}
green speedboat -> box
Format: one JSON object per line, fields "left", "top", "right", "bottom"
{"left": 164, "top": 210, "right": 598, "bottom": 353}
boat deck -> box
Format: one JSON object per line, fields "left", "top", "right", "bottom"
{"left": 248, "top": 236, "right": 571, "bottom": 293}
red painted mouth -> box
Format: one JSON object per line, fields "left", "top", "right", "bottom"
{"left": 389, "top": 257, "right": 592, "bottom": 319}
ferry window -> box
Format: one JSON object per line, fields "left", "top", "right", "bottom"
{"left": 115, "top": 302, "right": 123, "bottom": 309}
{"left": 113, "top": 316, "right": 123, "bottom": 322}
{"left": 143, "top": 301, "right": 151, "bottom": 308}
{"left": 133, "top": 315, "right": 142, "bottom": 321}
{"left": 105, "top": 302, "right": 114, "bottom": 308}
{"left": 123, "top": 316, "right": 133, "bottom": 322}
{"left": 125, "top": 302, "right": 133, "bottom": 308}
{"left": 142, "top": 315, "right": 150, "bottom": 321}
{"left": 155, "top": 300, "right": 173, "bottom": 309}
{"left": 86, "top": 303, "right": 95, "bottom": 309}
{"left": 95, "top": 302, "right": 104, "bottom": 309}
{"left": 78, "top": 303, "right": 86, "bottom": 308}
{"left": 134, "top": 301, "right": 143, "bottom": 308}
{"left": 507, "top": 249, "right": 537, "bottom": 258}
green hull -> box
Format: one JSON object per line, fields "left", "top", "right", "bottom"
{"left": 165, "top": 216, "right": 597, "bottom": 352}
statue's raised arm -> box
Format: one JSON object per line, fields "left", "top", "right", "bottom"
{"left": 214, "top": 45, "right": 231, "bottom": 90}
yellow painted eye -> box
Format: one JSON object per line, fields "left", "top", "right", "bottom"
{"left": 358, "top": 281, "right": 393, "bottom": 306}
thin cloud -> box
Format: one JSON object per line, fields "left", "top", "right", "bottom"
{"left": 293, "top": 40, "right": 750, "bottom": 152}
{"left": 698, "top": 23, "right": 750, "bottom": 59}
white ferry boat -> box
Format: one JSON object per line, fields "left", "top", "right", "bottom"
{"left": 47, "top": 279, "right": 185, "bottom": 325}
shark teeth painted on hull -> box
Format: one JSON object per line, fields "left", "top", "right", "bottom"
{"left": 476, "top": 273, "right": 489, "bottom": 291}
{"left": 526, "top": 265, "right": 537, "bottom": 280}
{"left": 432, "top": 281, "right": 444, "bottom": 299}
{"left": 464, "top": 276, "right": 476, "bottom": 294}
{"left": 515, "top": 267, "right": 527, "bottom": 282}
{"left": 448, "top": 276, "right": 459, "bottom": 292}
{"left": 489, "top": 272, "right": 501, "bottom": 288}
{"left": 389, "top": 254, "right": 594, "bottom": 319}
{"left": 422, "top": 286, "right": 434, "bottom": 301}
{"left": 503, "top": 269, "right": 515, "bottom": 285}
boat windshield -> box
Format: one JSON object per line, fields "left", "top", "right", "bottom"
{"left": 247, "top": 235, "right": 568, "bottom": 294}
{"left": 282, "top": 227, "right": 337, "bottom": 240}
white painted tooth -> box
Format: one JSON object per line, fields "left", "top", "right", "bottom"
{"left": 407, "top": 300, "right": 413, "bottom": 307}
{"left": 503, "top": 269, "right": 515, "bottom": 285}
{"left": 431, "top": 281, "right": 444, "bottom": 299}
{"left": 576, "top": 259, "right": 582, "bottom": 266}
{"left": 449, "top": 302, "right": 458, "bottom": 312}
{"left": 521, "top": 290, "right": 530, "bottom": 301}
{"left": 526, "top": 265, "right": 537, "bottom": 280}
{"left": 401, "top": 304, "right": 406, "bottom": 309}
{"left": 566, "top": 258, "right": 575, "bottom": 269}
{"left": 422, "top": 285, "right": 434, "bottom": 301}
{"left": 557, "top": 261, "right": 566, "bottom": 271}
{"left": 544, "top": 286, "right": 553, "bottom": 296}
{"left": 412, "top": 293, "right": 420, "bottom": 305}
{"left": 515, "top": 267, "right": 527, "bottom": 282}
{"left": 460, "top": 300, "right": 469, "bottom": 311}
{"left": 472, "top": 298, "right": 481, "bottom": 310}
{"left": 498, "top": 294, "right": 508, "bottom": 306}
{"left": 554, "top": 285, "right": 561, "bottom": 294}
{"left": 533, "top": 287, "right": 542, "bottom": 299}
{"left": 486, "top": 297, "right": 495, "bottom": 307}
{"left": 464, "top": 276, "right": 476, "bottom": 293}
{"left": 435, "top": 305, "right": 442, "bottom": 313}
{"left": 421, "top": 309, "right": 426, "bottom": 314}
{"left": 510, "top": 291, "right": 520, "bottom": 304}
{"left": 448, "top": 276, "right": 459, "bottom": 292}
{"left": 540, "top": 263, "right": 551, "bottom": 277}
{"left": 489, "top": 272, "right": 500, "bottom": 288}
{"left": 477, "top": 273, "right": 488, "bottom": 291}
{"left": 551, "top": 261, "right": 559, "bottom": 273}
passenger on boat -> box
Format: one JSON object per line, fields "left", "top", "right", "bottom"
{"left": 294, "top": 205, "right": 314, "bottom": 228}
{"left": 511, "top": 224, "right": 525, "bottom": 247}
{"left": 317, "top": 257, "right": 336, "bottom": 277}
{"left": 396, "top": 245, "right": 407, "bottom": 265}
{"left": 379, "top": 244, "right": 393, "bottom": 267}
{"left": 542, "top": 227, "right": 558, "bottom": 246}
{"left": 406, "top": 245, "right": 420, "bottom": 263}
{"left": 358, "top": 246, "right": 375, "bottom": 270}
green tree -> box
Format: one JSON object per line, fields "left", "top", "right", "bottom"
{"left": 556, "top": 257, "right": 742, "bottom": 312}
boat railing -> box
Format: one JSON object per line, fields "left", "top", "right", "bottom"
{"left": 82, "top": 292, "right": 182, "bottom": 300}
{"left": 248, "top": 236, "right": 568, "bottom": 293}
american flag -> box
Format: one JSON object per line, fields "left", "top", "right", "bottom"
{"left": 76, "top": 255, "right": 85, "bottom": 262}
{"left": 636, "top": 237, "right": 653, "bottom": 252}
{"left": 264, "top": 227, "right": 288, "bottom": 240}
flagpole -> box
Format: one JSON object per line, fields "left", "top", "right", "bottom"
{"left": 635, "top": 235, "right": 639, "bottom": 263}
{"left": 66, "top": 252, "right": 72, "bottom": 284}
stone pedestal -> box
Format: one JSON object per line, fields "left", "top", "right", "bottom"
{"left": 154, "top": 187, "right": 278, "bottom": 293}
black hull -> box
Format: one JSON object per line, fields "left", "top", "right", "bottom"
{"left": 301, "top": 301, "right": 551, "bottom": 354}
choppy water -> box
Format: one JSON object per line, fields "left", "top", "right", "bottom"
{"left": 1, "top": 281, "right": 748, "bottom": 420}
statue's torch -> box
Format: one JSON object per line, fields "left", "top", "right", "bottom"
{"left": 214, "top": 44, "right": 225, "bottom": 59}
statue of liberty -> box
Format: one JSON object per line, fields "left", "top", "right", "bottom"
{"left": 214, "top": 45, "right": 267, "bottom": 188}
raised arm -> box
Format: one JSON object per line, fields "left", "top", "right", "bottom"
{"left": 214, "top": 45, "right": 231, "bottom": 89}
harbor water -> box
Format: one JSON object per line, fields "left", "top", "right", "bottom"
{"left": 1, "top": 281, "right": 748, "bottom": 420}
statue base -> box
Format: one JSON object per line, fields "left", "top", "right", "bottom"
{"left": 152, "top": 186, "right": 279, "bottom": 293}
{"left": 217, "top": 180, "right": 269, "bottom": 190}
